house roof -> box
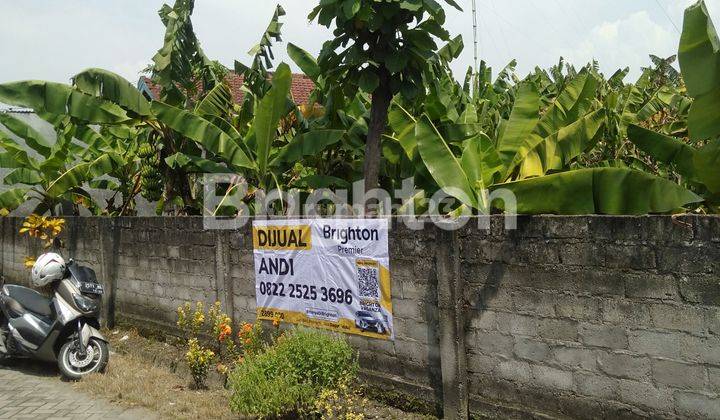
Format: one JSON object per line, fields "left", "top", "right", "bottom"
{"left": 138, "top": 71, "right": 315, "bottom": 105}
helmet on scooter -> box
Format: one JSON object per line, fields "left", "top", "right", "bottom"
{"left": 31, "top": 253, "right": 66, "bottom": 287}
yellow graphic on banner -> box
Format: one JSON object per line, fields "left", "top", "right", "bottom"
{"left": 257, "top": 307, "right": 390, "bottom": 340}
{"left": 253, "top": 225, "right": 312, "bottom": 250}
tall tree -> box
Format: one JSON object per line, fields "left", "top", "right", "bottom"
{"left": 308, "top": 0, "right": 463, "bottom": 195}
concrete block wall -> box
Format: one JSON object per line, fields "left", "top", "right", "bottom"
{"left": 0, "top": 216, "right": 718, "bottom": 419}
{"left": 459, "top": 216, "right": 720, "bottom": 419}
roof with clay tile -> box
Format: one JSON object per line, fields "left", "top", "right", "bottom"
{"left": 138, "top": 71, "right": 315, "bottom": 105}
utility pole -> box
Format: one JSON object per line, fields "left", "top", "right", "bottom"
{"left": 472, "top": 0, "right": 479, "bottom": 71}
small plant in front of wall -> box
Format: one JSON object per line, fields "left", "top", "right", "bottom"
{"left": 178, "top": 302, "right": 215, "bottom": 388}
{"left": 19, "top": 214, "right": 65, "bottom": 269}
{"left": 185, "top": 338, "right": 215, "bottom": 389}
{"left": 177, "top": 301, "right": 264, "bottom": 387}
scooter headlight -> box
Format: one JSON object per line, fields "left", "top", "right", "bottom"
{"left": 73, "top": 294, "right": 99, "bottom": 313}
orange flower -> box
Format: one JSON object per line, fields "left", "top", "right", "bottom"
{"left": 244, "top": 338, "right": 251, "bottom": 345}
{"left": 218, "top": 323, "right": 232, "bottom": 342}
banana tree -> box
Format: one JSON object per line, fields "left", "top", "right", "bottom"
{"left": 410, "top": 69, "right": 702, "bottom": 215}
{"left": 152, "top": 63, "right": 345, "bottom": 215}
{"left": 624, "top": 0, "right": 720, "bottom": 211}
{"left": 0, "top": 113, "right": 120, "bottom": 215}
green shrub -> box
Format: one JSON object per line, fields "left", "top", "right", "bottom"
{"left": 228, "top": 327, "right": 358, "bottom": 418}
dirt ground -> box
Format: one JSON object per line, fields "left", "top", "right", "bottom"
{"left": 73, "top": 328, "right": 435, "bottom": 420}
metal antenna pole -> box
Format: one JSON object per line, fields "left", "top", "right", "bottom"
{"left": 472, "top": 0, "right": 479, "bottom": 71}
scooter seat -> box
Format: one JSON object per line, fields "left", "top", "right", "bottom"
{"left": 3, "top": 285, "right": 52, "bottom": 317}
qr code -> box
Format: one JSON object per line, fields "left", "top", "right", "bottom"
{"left": 357, "top": 265, "right": 380, "bottom": 298}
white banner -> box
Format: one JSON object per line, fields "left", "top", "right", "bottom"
{"left": 253, "top": 219, "right": 393, "bottom": 340}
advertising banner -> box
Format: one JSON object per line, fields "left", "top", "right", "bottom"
{"left": 253, "top": 219, "right": 393, "bottom": 340}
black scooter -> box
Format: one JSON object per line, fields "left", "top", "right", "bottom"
{"left": 0, "top": 259, "right": 109, "bottom": 379}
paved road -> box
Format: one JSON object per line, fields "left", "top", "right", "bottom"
{"left": 0, "top": 358, "right": 156, "bottom": 420}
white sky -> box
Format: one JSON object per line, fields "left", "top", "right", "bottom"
{"left": 1, "top": 0, "right": 718, "bottom": 86}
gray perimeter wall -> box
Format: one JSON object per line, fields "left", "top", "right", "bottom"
{"left": 1, "top": 216, "right": 719, "bottom": 419}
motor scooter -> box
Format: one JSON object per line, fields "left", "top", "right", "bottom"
{"left": 0, "top": 258, "right": 109, "bottom": 380}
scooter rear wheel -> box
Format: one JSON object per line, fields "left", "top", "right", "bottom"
{"left": 58, "top": 338, "right": 109, "bottom": 380}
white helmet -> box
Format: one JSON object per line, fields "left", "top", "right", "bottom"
{"left": 31, "top": 253, "right": 66, "bottom": 287}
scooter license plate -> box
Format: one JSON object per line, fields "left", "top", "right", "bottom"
{"left": 81, "top": 282, "right": 104, "bottom": 295}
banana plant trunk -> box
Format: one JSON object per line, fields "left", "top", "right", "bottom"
{"left": 364, "top": 69, "right": 392, "bottom": 201}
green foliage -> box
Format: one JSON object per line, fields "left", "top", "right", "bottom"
{"left": 73, "top": 68, "right": 152, "bottom": 117}
{"left": 624, "top": 0, "right": 720, "bottom": 209}
{"left": 230, "top": 367, "right": 316, "bottom": 418}
{"left": 0, "top": 81, "right": 130, "bottom": 124}
{"left": 152, "top": 0, "right": 218, "bottom": 104}
{"left": 492, "top": 168, "right": 702, "bottom": 215}
{"left": 236, "top": 5, "right": 285, "bottom": 95}
{"left": 679, "top": 0, "right": 720, "bottom": 141}
{"left": 310, "top": 0, "right": 462, "bottom": 99}
{"left": 0, "top": 112, "right": 139, "bottom": 215}
{"left": 0, "top": 0, "right": 717, "bottom": 216}
{"left": 228, "top": 327, "right": 358, "bottom": 418}
{"left": 185, "top": 338, "right": 215, "bottom": 389}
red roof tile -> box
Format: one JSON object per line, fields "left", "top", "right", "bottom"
{"left": 139, "top": 71, "right": 315, "bottom": 105}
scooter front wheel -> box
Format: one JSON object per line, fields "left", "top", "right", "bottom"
{"left": 58, "top": 338, "right": 109, "bottom": 380}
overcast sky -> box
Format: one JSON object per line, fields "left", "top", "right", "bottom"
{"left": 1, "top": 0, "right": 718, "bottom": 86}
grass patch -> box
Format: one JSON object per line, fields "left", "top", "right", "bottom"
{"left": 75, "top": 326, "right": 435, "bottom": 419}
{"left": 74, "top": 329, "right": 234, "bottom": 420}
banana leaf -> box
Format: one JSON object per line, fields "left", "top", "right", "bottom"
{"left": 0, "top": 132, "right": 40, "bottom": 170}
{"left": 165, "top": 152, "right": 234, "bottom": 174}
{"left": 4, "top": 168, "right": 42, "bottom": 185}
{"left": 74, "top": 126, "right": 113, "bottom": 156}
{"left": 416, "top": 115, "right": 478, "bottom": 209}
{"left": 388, "top": 104, "right": 417, "bottom": 159}
{"left": 45, "top": 155, "right": 114, "bottom": 198}
{"left": 492, "top": 168, "right": 702, "bottom": 215}
{"left": 294, "top": 175, "right": 350, "bottom": 189}
{"left": 695, "top": 139, "right": 720, "bottom": 194}
{"left": 89, "top": 180, "right": 120, "bottom": 190}
{"left": 39, "top": 128, "right": 76, "bottom": 177}
{"left": 0, "top": 113, "right": 52, "bottom": 157}
{"left": 460, "top": 134, "right": 503, "bottom": 190}
{"left": 252, "top": 63, "right": 292, "bottom": 177}
{"left": 0, "top": 188, "right": 28, "bottom": 211}
{"left": 73, "top": 68, "right": 152, "bottom": 117}
{"left": 627, "top": 124, "right": 697, "bottom": 180}
{"left": 0, "top": 81, "right": 130, "bottom": 124}
{"left": 152, "top": 0, "right": 216, "bottom": 102}
{"left": 520, "top": 109, "right": 605, "bottom": 178}
{"left": 287, "top": 43, "right": 321, "bottom": 82}
{"left": 536, "top": 70, "right": 598, "bottom": 138}
{"left": 195, "top": 83, "right": 233, "bottom": 119}
{"left": 679, "top": 0, "right": 720, "bottom": 140}
{"left": 635, "top": 87, "right": 680, "bottom": 122}
{"left": 497, "top": 82, "right": 540, "bottom": 165}
{"left": 151, "top": 101, "right": 254, "bottom": 170}
{"left": 271, "top": 130, "right": 345, "bottom": 165}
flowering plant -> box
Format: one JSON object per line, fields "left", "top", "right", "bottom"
{"left": 176, "top": 302, "right": 205, "bottom": 338}
{"left": 19, "top": 214, "right": 65, "bottom": 270}
{"left": 186, "top": 338, "right": 215, "bottom": 389}
{"left": 207, "top": 302, "right": 238, "bottom": 368}
{"left": 237, "top": 322, "right": 264, "bottom": 357}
